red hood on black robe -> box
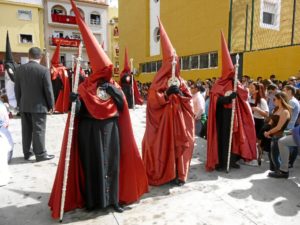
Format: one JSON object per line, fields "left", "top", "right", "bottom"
{"left": 206, "top": 32, "right": 257, "bottom": 171}
{"left": 48, "top": 81, "right": 149, "bottom": 219}
{"left": 51, "top": 42, "right": 70, "bottom": 113}
{"left": 119, "top": 48, "right": 144, "bottom": 105}
{"left": 48, "top": 1, "right": 148, "bottom": 219}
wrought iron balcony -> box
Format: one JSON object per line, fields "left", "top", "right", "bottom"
{"left": 51, "top": 14, "right": 77, "bottom": 25}
{"left": 50, "top": 37, "right": 81, "bottom": 48}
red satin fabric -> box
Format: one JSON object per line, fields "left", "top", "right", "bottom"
{"left": 48, "top": 116, "right": 85, "bottom": 219}
{"left": 142, "top": 78, "right": 194, "bottom": 186}
{"left": 206, "top": 80, "right": 257, "bottom": 171}
{"left": 51, "top": 66, "right": 71, "bottom": 113}
{"left": 48, "top": 91, "right": 148, "bottom": 219}
{"left": 77, "top": 70, "right": 119, "bottom": 120}
{"left": 133, "top": 80, "right": 144, "bottom": 105}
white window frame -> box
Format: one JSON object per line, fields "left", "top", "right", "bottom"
{"left": 17, "top": 9, "right": 32, "bottom": 21}
{"left": 189, "top": 55, "right": 199, "bottom": 70}
{"left": 19, "top": 34, "right": 33, "bottom": 44}
{"left": 260, "top": 0, "right": 281, "bottom": 31}
{"left": 209, "top": 52, "right": 218, "bottom": 69}
{"left": 199, "top": 53, "right": 209, "bottom": 70}
{"left": 90, "top": 12, "right": 101, "bottom": 26}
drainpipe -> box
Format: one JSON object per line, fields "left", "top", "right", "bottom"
{"left": 228, "top": 0, "right": 233, "bottom": 52}
{"left": 250, "top": 0, "right": 255, "bottom": 51}
{"left": 291, "top": 0, "right": 297, "bottom": 45}
{"left": 244, "top": 4, "right": 249, "bottom": 51}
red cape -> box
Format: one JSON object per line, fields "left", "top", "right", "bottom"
{"left": 48, "top": 82, "right": 148, "bottom": 219}
{"left": 51, "top": 66, "right": 70, "bottom": 113}
{"left": 142, "top": 76, "right": 194, "bottom": 186}
{"left": 206, "top": 79, "right": 257, "bottom": 171}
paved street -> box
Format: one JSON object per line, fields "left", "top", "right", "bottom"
{"left": 0, "top": 105, "right": 300, "bottom": 225}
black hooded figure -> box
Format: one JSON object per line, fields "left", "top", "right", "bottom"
{"left": 4, "top": 31, "right": 19, "bottom": 82}
{"left": 120, "top": 73, "right": 133, "bottom": 108}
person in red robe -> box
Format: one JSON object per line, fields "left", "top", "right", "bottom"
{"left": 206, "top": 32, "right": 257, "bottom": 171}
{"left": 119, "top": 48, "right": 143, "bottom": 108}
{"left": 50, "top": 42, "right": 70, "bottom": 113}
{"left": 142, "top": 19, "right": 195, "bottom": 186}
{"left": 48, "top": 0, "right": 148, "bottom": 219}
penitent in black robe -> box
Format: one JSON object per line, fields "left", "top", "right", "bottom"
{"left": 120, "top": 75, "right": 133, "bottom": 109}
{"left": 77, "top": 85, "right": 124, "bottom": 210}
{"left": 52, "top": 78, "right": 63, "bottom": 102}
{"left": 216, "top": 95, "right": 238, "bottom": 169}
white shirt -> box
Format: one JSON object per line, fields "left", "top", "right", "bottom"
{"left": 249, "top": 98, "right": 269, "bottom": 119}
{"left": 192, "top": 92, "right": 205, "bottom": 120}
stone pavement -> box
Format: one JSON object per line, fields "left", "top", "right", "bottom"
{"left": 0, "top": 105, "right": 299, "bottom": 225}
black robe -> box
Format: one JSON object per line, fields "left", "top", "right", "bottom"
{"left": 52, "top": 78, "right": 63, "bottom": 102}
{"left": 216, "top": 95, "right": 238, "bottom": 169}
{"left": 120, "top": 75, "right": 133, "bottom": 109}
{"left": 77, "top": 85, "right": 124, "bottom": 209}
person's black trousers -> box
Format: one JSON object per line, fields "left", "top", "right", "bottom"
{"left": 21, "top": 112, "right": 47, "bottom": 157}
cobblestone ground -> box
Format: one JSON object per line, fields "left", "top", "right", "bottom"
{"left": 0, "top": 105, "right": 299, "bottom": 225}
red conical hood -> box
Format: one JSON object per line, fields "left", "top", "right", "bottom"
{"left": 70, "top": 0, "right": 112, "bottom": 80}
{"left": 221, "top": 32, "right": 234, "bottom": 79}
{"left": 120, "top": 48, "right": 130, "bottom": 78}
{"left": 151, "top": 18, "right": 180, "bottom": 90}
{"left": 159, "top": 18, "right": 175, "bottom": 62}
{"left": 51, "top": 42, "right": 61, "bottom": 66}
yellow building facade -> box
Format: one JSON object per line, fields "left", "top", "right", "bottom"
{"left": 119, "top": 0, "right": 300, "bottom": 83}
{"left": 231, "top": 0, "right": 300, "bottom": 79}
{"left": 108, "top": 6, "right": 120, "bottom": 77}
{"left": 0, "top": 0, "right": 44, "bottom": 63}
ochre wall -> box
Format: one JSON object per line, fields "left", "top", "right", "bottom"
{"left": 119, "top": 0, "right": 299, "bottom": 83}
{"left": 119, "top": 0, "right": 230, "bottom": 83}
{"left": 243, "top": 45, "right": 300, "bottom": 80}
{"left": 0, "top": 1, "right": 44, "bottom": 57}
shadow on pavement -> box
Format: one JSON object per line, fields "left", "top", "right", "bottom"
{"left": 228, "top": 177, "right": 300, "bottom": 217}
{"left": 0, "top": 189, "right": 55, "bottom": 225}
{"left": 9, "top": 157, "right": 35, "bottom": 165}
{"left": 0, "top": 189, "right": 113, "bottom": 225}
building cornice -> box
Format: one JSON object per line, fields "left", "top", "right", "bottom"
{"left": 47, "top": 0, "right": 109, "bottom": 8}
{"left": 0, "top": 0, "right": 44, "bottom": 9}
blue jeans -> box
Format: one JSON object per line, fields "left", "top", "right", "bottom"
{"left": 270, "top": 136, "right": 282, "bottom": 171}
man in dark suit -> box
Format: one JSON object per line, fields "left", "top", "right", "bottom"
{"left": 15, "top": 47, "right": 55, "bottom": 162}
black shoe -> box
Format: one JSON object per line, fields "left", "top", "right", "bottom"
{"left": 288, "top": 164, "right": 293, "bottom": 169}
{"left": 113, "top": 204, "right": 124, "bottom": 213}
{"left": 258, "top": 159, "right": 262, "bottom": 166}
{"left": 24, "top": 152, "right": 34, "bottom": 160}
{"left": 268, "top": 170, "right": 289, "bottom": 179}
{"left": 215, "top": 165, "right": 225, "bottom": 171}
{"left": 230, "top": 163, "right": 240, "bottom": 169}
{"left": 173, "top": 178, "right": 185, "bottom": 186}
{"left": 36, "top": 154, "right": 54, "bottom": 162}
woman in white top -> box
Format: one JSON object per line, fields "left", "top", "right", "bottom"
{"left": 0, "top": 100, "right": 13, "bottom": 186}
{"left": 249, "top": 82, "right": 269, "bottom": 165}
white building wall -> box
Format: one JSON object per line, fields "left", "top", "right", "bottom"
{"left": 46, "top": 0, "right": 109, "bottom": 68}
{"left": 150, "top": 0, "right": 160, "bottom": 56}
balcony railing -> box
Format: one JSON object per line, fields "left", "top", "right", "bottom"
{"left": 50, "top": 37, "right": 81, "bottom": 48}
{"left": 51, "top": 14, "right": 77, "bottom": 25}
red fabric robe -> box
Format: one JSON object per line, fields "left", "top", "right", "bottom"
{"left": 133, "top": 79, "right": 144, "bottom": 105}
{"left": 48, "top": 80, "right": 148, "bottom": 219}
{"left": 206, "top": 79, "right": 257, "bottom": 171}
{"left": 142, "top": 68, "right": 195, "bottom": 185}
{"left": 51, "top": 66, "right": 70, "bottom": 113}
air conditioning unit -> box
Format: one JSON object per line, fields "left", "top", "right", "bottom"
{"left": 109, "top": 19, "right": 115, "bottom": 25}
